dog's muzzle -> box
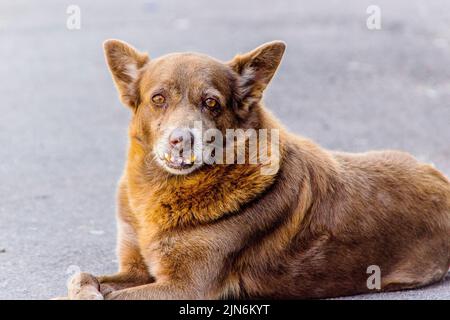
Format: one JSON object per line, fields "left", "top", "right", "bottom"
{"left": 160, "top": 128, "right": 196, "bottom": 169}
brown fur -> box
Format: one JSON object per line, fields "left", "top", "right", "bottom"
{"left": 64, "top": 40, "right": 450, "bottom": 299}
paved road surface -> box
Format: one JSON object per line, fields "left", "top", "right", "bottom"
{"left": 0, "top": 0, "right": 449, "bottom": 299}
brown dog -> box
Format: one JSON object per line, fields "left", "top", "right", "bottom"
{"left": 64, "top": 40, "right": 450, "bottom": 299}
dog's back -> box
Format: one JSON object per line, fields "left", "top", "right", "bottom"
{"left": 213, "top": 137, "right": 450, "bottom": 298}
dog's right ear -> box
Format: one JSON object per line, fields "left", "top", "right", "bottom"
{"left": 103, "top": 39, "right": 149, "bottom": 109}
{"left": 228, "top": 41, "right": 285, "bottom": 110}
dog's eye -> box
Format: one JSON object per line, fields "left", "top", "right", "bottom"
{"left": 204, "top": 98, "right": 219, "bottom": 109}
{"left": 152, "top": 94, "right": 165, "bottom": 105}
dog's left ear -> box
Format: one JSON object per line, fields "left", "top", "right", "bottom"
{"left": 103, "top": 39, "right": 149, "bottom": 109}
{"left": 228, "top": 41, "right": 286, "bottom": 106}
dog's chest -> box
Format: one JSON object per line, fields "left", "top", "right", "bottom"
{"left": 139, "top": 230, "right": 185, "bottom": 282}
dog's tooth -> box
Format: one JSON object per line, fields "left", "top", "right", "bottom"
{"left": 164, "top": 153, "right": 170, "bottom": 161}
{"left": 191, "top": 154, "right": 196, "bottom": 162}
{"left": 170, "top": 156, "right": 175, "bottom": 162}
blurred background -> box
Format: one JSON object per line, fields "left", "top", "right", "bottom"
{"left": 0, "top": 0, "right": 449, "bottom": 299}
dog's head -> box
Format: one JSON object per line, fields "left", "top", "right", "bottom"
{"left": 104, "top": 40, "right": 285, "bottom": 175}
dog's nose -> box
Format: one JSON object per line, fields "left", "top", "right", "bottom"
{"left": 169, "top": 128, "right": 194, "bottom": 148}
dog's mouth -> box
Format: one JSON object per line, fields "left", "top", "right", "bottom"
{"left": 160, "top": 152, "right": 196, "bottom": 170}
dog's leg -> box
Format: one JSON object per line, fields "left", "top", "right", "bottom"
{"left": 61, "top": 183, "right": 155, "bottom": 300}
{"left": 97, "top": 269, "right": 152, "bottom": 296}
{"left": 104, "top": 282, "right": 198, "bottom": 300}
{"left": 65, "top": 204, "right": 152, "bottom": 299}
{"left": 96, "top": 182, "right": 153, "bottom": 296}
{"left": 67, "top": 272, "right": 104, "bottom": 300}
{"left": 94, "top": 221, "right": 153, "bottom": 296}
{"left": 51, "top": 272, "right": 103, "bottom": 300}
{"left": 63, "top": 268, "right": 152, "bottom": 300}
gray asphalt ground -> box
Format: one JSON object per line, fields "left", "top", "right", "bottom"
{"left": 0, "top": 0, "right": 449, "bottom": 300}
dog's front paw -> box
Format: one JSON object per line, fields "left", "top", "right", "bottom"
{"left": 68, "top": 272, "right": 104, "bottom": 300}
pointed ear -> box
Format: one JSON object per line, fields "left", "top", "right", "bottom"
{"left": 103, "top": 39, "right": 149, "bottom": 109}
{"left": 228, "top": 41, "right": 286, "bottom": 106}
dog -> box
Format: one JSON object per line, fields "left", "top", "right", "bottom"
{"left": 62, "top": 40, "right": 450, "bottom": 299}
